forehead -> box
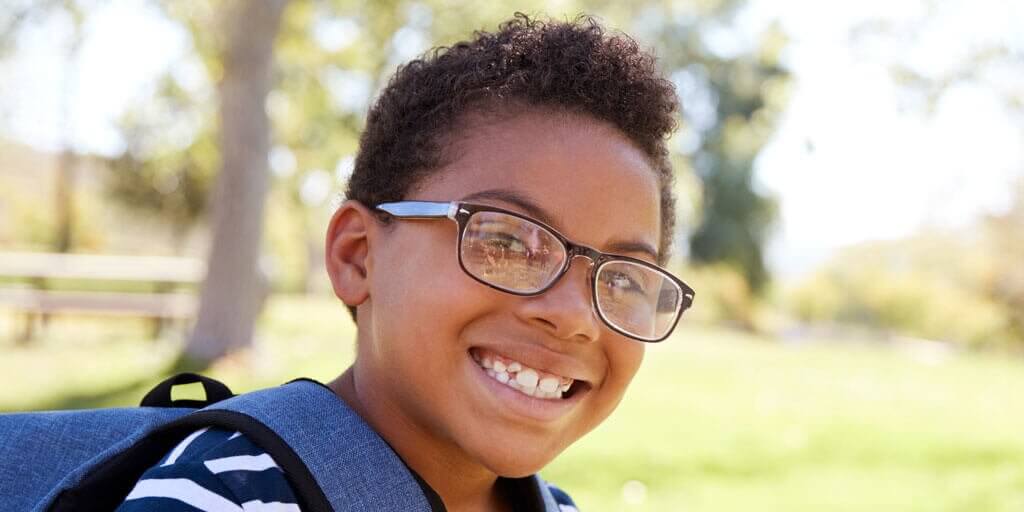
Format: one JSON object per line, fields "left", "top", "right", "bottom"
{"left": 411, "top": 110, "right": 662, "bottom": 256}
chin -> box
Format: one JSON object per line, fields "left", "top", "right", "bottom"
{"left": 471, "top": 435, "right": 569, "bottom": 478}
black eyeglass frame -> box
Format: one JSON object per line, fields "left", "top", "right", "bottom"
{"left": 375, "top": 200, "right": 695, "bottom": 342}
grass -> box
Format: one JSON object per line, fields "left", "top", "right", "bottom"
{"left": 3, "top": 295, "right": 1024, "bottom": 511}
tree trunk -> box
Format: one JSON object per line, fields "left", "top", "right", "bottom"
{"left": 54, "top": 18, "right": 84, "bottom": 254}
{"left": 181, "top": 0, "right": 289, "bottom": 367}
{"left": 53, "top": 149, "right": 75, "bottom": 253}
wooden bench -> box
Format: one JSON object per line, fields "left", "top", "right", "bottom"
{"left": 0, "top": 252, "right": 205, "bottom": 342}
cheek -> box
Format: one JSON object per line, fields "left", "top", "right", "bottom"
{"left": 367, "top": 229, "right": 496, "bottom": 351}
{"left": 608, "top": 339, "right": 645, "bottom": 391}
{"left": 564, "top": 338, "right": 643, "bottom": 444}
{"left": 593, "top": 339, "right": 644, "bottom": 418}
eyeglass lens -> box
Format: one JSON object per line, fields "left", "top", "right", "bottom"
{"left": 595, "top": 260, "right": 683, "bottom": 340}
{"left": 458, "top": 210, "right": 681, "bottom": 340}
{"left": 460, "top": 211, "right": 567, "bottom": 290}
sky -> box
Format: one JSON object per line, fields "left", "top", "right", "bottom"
{"left": 749, "top": 0, "right": 1024, "bottom": 276}
{"left": 0, "top": 1, "right": 190, "bottom": 156}
{"left": 1, "top": 0, "right": 1021, "bottom": 279}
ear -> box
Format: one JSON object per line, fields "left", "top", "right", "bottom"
{"left": 325, "top": 200, "right": 378, "bottom": 307}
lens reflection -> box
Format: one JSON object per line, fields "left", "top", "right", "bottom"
{"left": 460, "top": 211, "right": 566, "bottom": 291}
{"left": 596, "top": 260, "right": 682, "bottom": 340}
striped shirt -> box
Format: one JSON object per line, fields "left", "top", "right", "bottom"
{"left": 116, "top": 427, "right": 580, "bottom": 512}
{"left": 116, "top": 427, "right": 299, "bottom": 512}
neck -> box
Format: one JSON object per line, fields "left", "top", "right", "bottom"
{"left": 328, "top": 366, "right": 511, "bottom": 512}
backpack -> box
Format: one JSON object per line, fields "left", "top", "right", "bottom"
{"left": 0, "top": 373, "right": 568, "bottom": 511}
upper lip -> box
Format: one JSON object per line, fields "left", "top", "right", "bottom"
{"left": 470, "top": 343, "right": 595, "bottom": 384}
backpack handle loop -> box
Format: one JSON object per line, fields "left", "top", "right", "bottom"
{"left": 140, "top": 373, "right": 234, "bottom": 408}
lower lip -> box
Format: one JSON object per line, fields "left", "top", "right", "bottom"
{"left": 467, "top": 352, "right": 586, "bottom": 423}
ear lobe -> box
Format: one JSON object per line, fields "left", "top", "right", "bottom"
{"left": 325, "top": 200, "right": 376, "bottom": 307}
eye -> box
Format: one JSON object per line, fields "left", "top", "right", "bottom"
{"left": 485, "top": 232, "right": 526, "bottom": 252}
{"left": 601, "top": 269, "right": 647, "bottom": 294}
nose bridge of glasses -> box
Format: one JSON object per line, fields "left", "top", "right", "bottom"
{"left": 543, "top": 252, "right": 602, "bottom": 329}
{"left": 566, "top": 242, "right": 602, "bottom": 265}
{"left": 553, "top": 244, "right": 602, "bottom": 289}
{"left": 553, "top": 249, "right": 600, "bottom": 300}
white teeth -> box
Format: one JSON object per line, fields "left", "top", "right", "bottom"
{"left": 473, "top": 351, "right": 574, "bottom": 401}
{"left": 538, "top": 377, "right": 559, "bottom": 393}
{"left": 516, "top": 369, "right": 539, "bottom": 389}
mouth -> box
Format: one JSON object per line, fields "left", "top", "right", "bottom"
{"left": 469, "top": 347, "right": 591, "bottom": 401}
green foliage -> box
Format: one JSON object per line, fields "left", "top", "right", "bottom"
{"left": 678, "top": 263, "right": 759, "bottom": 330}
{"left": 790, "top": 268, "right": 1014, "bottom": 347}
{"left": 107, "top": 81, "right": 217, "bottom": 247}
{"left": 688, "top": 157, "right": 778, "bottom": 292}
{"left": 980, "top": 181, "right": 1024, "bottom": 340}
{"left": 786, "top": 230, "right": 1021, "bottom": 348}
{"left": 659, "top": 15, "right": 788, "bottom": 293}
{"left": 0, "top": 176, "right": 106, "bottom": 252}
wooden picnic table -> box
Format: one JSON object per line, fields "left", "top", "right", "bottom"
{"left": 0, "top": 251, "right": 206, "bottom": 342}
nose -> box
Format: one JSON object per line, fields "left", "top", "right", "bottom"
{"left": 516, "top": 256, "right": 601, "bottom": 343}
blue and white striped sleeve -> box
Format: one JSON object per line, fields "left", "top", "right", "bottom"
{"left": 116, "top": 427, "right": 300, "bottom": 512}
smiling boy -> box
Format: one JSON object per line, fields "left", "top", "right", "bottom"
{"left": 322, "top": 13, "right": 693, "bottom": 510}
{"left": 116, "top": 13, "right": 692, "bottom": 512}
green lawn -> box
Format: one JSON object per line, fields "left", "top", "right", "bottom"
{"left": 3, "top": 295, "right": 1024, "bottom": 511}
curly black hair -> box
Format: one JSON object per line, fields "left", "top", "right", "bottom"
{"left": 344, "top": 13, "right": 680, "bottom": 319}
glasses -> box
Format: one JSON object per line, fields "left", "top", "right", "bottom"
{"left": 375, "top": 201, "right": 695, "bottom": 342}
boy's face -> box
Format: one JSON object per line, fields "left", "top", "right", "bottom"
{"left": 344, "top": 109, "right": 662, "bottom": 476}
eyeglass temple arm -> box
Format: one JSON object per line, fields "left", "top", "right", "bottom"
{"left": 376, "top": 201, "right": 458, "bottom": 219}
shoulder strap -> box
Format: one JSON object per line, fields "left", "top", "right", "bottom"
{"left": 198, "top": 378, "right": 435, "bottom": 512}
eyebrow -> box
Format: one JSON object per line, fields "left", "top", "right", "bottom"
{"left": 461, "top": 188, "right": 556, "bottom": 225}
{"left": 459, "top": 188, "right": 660, "bottom": 262}
{"left": 604, "top": 241, "right": 659, "bottom": 262}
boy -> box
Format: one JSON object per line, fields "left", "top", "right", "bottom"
{"left": 118, "top": 13, "right": 692, "bottom": 512}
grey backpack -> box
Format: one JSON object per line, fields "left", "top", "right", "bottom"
{"left": 0, "top": 373, "right": 568, "bottom": 511}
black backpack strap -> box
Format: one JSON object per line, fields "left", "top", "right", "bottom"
{"left": 139, "top": 373, "right": 234, "bottom": 408}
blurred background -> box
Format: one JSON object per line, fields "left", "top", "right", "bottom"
{"left": 1, "top": 0, "right": 1022, "bottom": 510}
